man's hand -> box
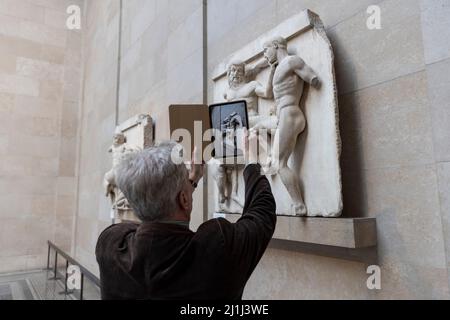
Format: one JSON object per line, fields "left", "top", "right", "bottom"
{"left": 243, "top": 128, "right": 258, "bottom": 165}
{"left": 189, "top": 146, "right": 204, "bottom": 184}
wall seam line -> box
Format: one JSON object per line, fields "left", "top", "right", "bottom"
{"left": 72, "top": 1, "right": 88, "bottom": 259}
{"left": 339, "top": 68, "right": 426, "bottom": 96}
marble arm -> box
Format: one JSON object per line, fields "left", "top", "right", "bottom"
{"left": 254, "top": 65, "right": 276, "bottom": 99}
{"left": 245, "top": 59, "right": 269, "bottom": 81}
{"left": 291, "top": 56, "right": 320, "bottom": 88}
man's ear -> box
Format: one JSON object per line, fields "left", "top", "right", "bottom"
{"left": 178, "top": 190, "right": 189, "bottom": 211}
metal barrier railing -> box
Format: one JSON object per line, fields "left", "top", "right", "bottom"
{"left": 46, "top": 241, "right": 100, "bottom": 300}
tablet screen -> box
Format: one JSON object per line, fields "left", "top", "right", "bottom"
{"left": 209, "top": 100, "right": 248, "bottom": 159}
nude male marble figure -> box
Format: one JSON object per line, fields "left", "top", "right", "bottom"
{"left": 212, "top": 162, "right": 243, "bottom": 210}
{"left": 263, "top": 36, "right": 320, "bottom": 216}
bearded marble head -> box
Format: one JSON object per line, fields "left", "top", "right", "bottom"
{"left": 227, "top": 60, "right": 246, "bottom": 88}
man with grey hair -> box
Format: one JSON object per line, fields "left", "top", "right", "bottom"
{"left": 95, "top": 134, "right": 276, "bottom": 300}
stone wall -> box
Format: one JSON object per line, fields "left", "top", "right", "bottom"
{"left": 73, "top": 0, "right": 119, "bottom": 274}
{"left": 0, "top": 0, "right": 83, "bottom": 272}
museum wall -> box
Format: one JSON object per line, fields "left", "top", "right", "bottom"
{"left": 0, "top": 0, "right": 83, "bottom": 272}
{"left": 207, "top": 0, "right": 450, "bottom": 299}
{"left": 117, "top": 0, "right": 205, "bottom": 233}
{"left": 72, "top": 0, "right": 119, "bottom": 274}
{"left": 73, "top": 0, "right": 205, "bottom": 273}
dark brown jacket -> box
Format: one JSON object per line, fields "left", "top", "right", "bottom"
{"left": 95, "top": 164, "right": 276, "bottom": 300}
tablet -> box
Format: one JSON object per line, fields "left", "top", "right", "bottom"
{"left": 209, "top": 100, "right": 249, "bottom": 160}
{"left": 169, "top": 104, "right": 211, "bottom": 161}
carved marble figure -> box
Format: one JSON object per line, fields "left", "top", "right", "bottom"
{"left": 103, "top": 129, "right": 141, "bottom": 218}
{"left": 211, "top": 160, "right": 243, "bottom": 211}
{"left": 209, "top": 10, "right": 343, "bottom": 218}
{"left": 262, "top": 36, "right": 320, "bottom": 216}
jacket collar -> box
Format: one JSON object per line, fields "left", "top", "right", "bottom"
{"left": 137, "top": 220, "right": 193, "bottom": 235}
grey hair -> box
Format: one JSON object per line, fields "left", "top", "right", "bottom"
{"left": 115, "top": 141, "right": 189, "bottom": 222}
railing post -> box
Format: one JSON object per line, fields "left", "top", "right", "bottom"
{"left": 46, "top": 241, "right": 100, "bottom": 299}
{"left": 64, "top": 260, "right": 69, "bottom": 294}
{"left": 46, "top": 243, "right": 51, "bottom": 270}
{"left": 80, "top": 273, "right": 84, "bottom": 300}
{"left": 51, "top": 250, "right": 58, "bottom": 280}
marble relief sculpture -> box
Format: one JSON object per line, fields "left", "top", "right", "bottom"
{"left": 209, "top": 10, "right": 343, "bottom": 217}
{"left": 212, "top": 59, "right": 277, "bottom": 211}
{"left": 215, "top": 37, "right": 320, "bottom": 215}
{"left": 103, "top": 114, "right": 153, "bottom": 222}
{"left": 103, "top": 129, "right": 141, "bottom": 219}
